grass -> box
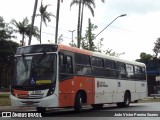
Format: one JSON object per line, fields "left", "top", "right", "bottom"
{"left": 0, "top": 94, "right": 11, "bottom": 106}
{"left": 139, "top": 97, "right": 160, "bottom": 103}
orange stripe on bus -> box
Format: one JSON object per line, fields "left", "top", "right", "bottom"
{"left": 58, "top": 44, "right": 92, "bottom": 56}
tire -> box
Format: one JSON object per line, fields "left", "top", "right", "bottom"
{"left": 91, "top": 104, "right": 103, "bottom": 110}
{"left": 36, "top": 107, "right": 46, "bottom": 114}
{"left": 74, "top": 93, "right": 83, "bottom": 112}
{"left": 116, "top": 92, "right": 130, "bottom": 108}
{"left": 134, "top": 100, "right": 138, "bottom": 103}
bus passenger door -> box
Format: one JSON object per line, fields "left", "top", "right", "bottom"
{"left": 59, "top": 53, "right": 74, "bottom": 107}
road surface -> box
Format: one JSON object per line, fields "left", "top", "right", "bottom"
{"left": 0, "top": 102, "right": 160, "bottom": 120}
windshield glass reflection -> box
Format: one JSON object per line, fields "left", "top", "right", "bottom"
{"left": 13, "top": 54, "right": 57, "bottom": 86}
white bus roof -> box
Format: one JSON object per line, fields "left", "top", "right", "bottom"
{"left": 92, "top": 51, "right": 145, "bottom": 67}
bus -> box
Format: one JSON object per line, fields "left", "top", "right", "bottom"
{"left": 10, "top": 44, "right": 147, "bottom": 113}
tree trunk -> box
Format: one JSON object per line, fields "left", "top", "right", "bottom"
{"left": 88, "top": 18, "right": 92, "bottom": 50}
{"left": 79, "top": 3, "right": 84, "bottom": 48}
{"left": 22, "top": 33, "right": 25, "bottom": 46}
{"left": 28, "top": 0, "right": 38, "bottom": 45}
{"left": 77, "top": 1, "right": 82, "bottom": 48}
{"left": 39, "top": 16, "right": 43, "bottom": 44}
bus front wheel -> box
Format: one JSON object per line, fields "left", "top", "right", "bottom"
{"left": 36, "top": 107, "right": 46, "bottom": 114}
{"left": 74, "top": 93, "right": 83, "bottom": 112}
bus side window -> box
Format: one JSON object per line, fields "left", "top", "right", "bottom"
{"left": 65, "top": 56, "right": 73, "bottom": 74}
{"left": 59, "top": 55, "right": 73, "bottom": 74}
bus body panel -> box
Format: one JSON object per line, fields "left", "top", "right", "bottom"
{"left": 59, "top": 76, "right": 95, "bottom": 107}
{"left": 95, "top": 78, "right": 116, "bottom": 103}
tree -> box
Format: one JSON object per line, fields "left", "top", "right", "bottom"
{"left": 70, "top": 0, "right": 105, "bottom": 48}
{"left": 11, "top": 17, "right": 29, "bottom": 46}
{"left": 153, "top": 37, "right": 160, "bottom": 58}
{"left": 0, "top": 16, "right": 15, "bottom": 41}
{"left": 55, "top": 0, "right": 63, "bottom": 44}
{"left": 70, "top": 0, "right": 95, "bottom": 48}
{"left": 105, "top": 48, "right": 125, "bottom": 57}
{"left": 11, "top": 17, "right": 39, "bottom": 46}
{"left": 136, "top": 52, "right": 153, "bottom": 63}
{"left": 0, "top": 40, "right": 19, "bottom": 90}
{"left": 37, "top": 0, "right": 55, "bottom": 44}
{"left": 79, "top": 0, "right": 95, "bottom": 46}
{"left": 81, "top": 18, "right": 97, "bottom": 51}
{"left": 0, "top": 16, "right": 19, "bottom": 90}
{"left": 81, "top": 19, "right": 125, "bottom": 57}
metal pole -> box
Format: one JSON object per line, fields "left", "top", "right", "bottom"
{"left": 55, "top": 0, "right": 60, "bottom": 44}
{"left": 69, "top": 30, "right": 75, "bottom": 45}
{"left": 95, "top": 14, "right": 127, "bottom": 38}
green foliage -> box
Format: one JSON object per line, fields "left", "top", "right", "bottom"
{"left": 0, "top": 16, "right": 19, "bottom": 90}
{"left": 136, "top": 52, "right": 153, "bottom": 63}
{"left": 0, "top": 16, "right": 15, "bottom": 41}
{"left": 37, "top": 0, "right": 55, "bottom": 43}
{"left": 153, "top": 37, "right": 160, "bottom": 58}
{"left": 105, "top": 48, "right": 125, "bottom": 57}
{"left": 11, "top": 17, "right": 40, "bottom": 46}
{"left": 80, "top": 19, "right": 124, "bottom": 57}
{"left": 81, "top": 18, "right": 97, "bottom": 51}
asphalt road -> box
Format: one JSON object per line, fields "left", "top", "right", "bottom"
{"left": 0, "top": 102, "right": 160, "bottom": 120}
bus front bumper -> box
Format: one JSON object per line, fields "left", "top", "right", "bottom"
{"left": 10, "top": 94, "right": 59, "bottom": 108}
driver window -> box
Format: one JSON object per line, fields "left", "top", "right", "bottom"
{"left": 59, "top": 55, "right": 73, "bottom": 74}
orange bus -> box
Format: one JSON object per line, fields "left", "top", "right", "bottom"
{"left": 10, "top": 44, "right": 147, "bottom": 113}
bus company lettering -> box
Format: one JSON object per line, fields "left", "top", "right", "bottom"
{"left": 97, "top": 81, "right": 108, "bottom": 88}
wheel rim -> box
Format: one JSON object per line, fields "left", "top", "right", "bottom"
{"left": 79, "top": 97, "right": 82, "bottom": 107}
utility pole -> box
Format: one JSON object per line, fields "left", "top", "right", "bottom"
{"left": 55, "top": 0, "right": 61, "bottom": 44}
{"left": 68, "top": 30, "right": 75, "bottom": 46}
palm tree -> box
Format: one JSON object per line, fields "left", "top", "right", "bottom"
{"left": 37, "top": 0, "right": 55, "bottom": 44}
{"left": 70, "top": 0, "right": 95, "bottom": 48}
{"left": 70, "top": 0, "right": 82, "bottom": 48}
{"left": 79, "top": 0, "right": 95, "bottom": 45}
{"left": 70, "top": 0, "right": 105, "bottom": 48}
{"left": 11, "top": 17, "right": 29, "bottom": 46}
{"left": 11, "top": 17, "right": 39, "bottom": 46}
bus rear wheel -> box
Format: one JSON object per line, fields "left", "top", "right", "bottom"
{"left": 74, "top": 93, "right": 83, "bottom": 112}
{"left": 117, "top": 91, "right": 130, "bottom": 107}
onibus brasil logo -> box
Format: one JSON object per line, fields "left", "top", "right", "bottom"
{"left": 1, "top": 112, "right": 42, "bottom": 118}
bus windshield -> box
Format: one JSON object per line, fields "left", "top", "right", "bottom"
{"left": 13, "top": 53, "right": 57, "bottom": 86}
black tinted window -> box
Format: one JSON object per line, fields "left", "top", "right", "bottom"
{"left": 92, "top": 57, "right": 103, "bottom": 67}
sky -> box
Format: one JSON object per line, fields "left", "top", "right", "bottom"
{"left": 0, "top": 0, "right": 160, "bottom": 61}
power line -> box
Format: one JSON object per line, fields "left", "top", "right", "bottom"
{"left": 42, "top": 31, "right": 72, "bottom": 40}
